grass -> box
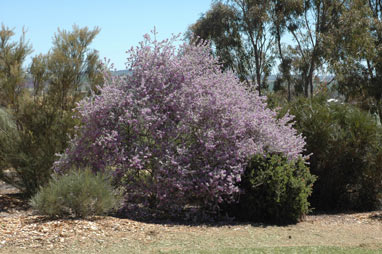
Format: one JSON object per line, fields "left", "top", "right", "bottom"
{"left": 2, "top": 245, "right": 381, "bottom": 254}
{"left": 100, "top": 245, "right": 382, "bottom": 254}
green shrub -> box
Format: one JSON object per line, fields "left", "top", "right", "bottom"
{"left": 0, "top": 98, "right": 78, "bottom": 197}
{"left": 0, "top": 107, "right": 20, "bottom": 181}
{"left": 0, "top": 25, "right": 102, "bottom": 198}
{"left": 30, "top": 168, "right": 120, "bottom": 218}
{"left": 286, "top": 95, "right": 382, "bottom": 211}
{"left": 224, "top": 154, "right": 316, "bottom": 225}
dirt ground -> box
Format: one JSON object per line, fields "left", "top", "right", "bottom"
{"left": 0, "top": 182, "right": 382, "bottom": 253}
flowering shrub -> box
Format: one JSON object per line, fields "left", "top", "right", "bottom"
{"left": 54, "top": 32, "right": 305, "bottom": 214}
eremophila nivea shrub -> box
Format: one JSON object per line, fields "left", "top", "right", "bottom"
{"left": 54, "top": 32, "right": 306, "bottom": 215}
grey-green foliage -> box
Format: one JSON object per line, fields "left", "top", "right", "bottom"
{"left": 30, "top": 168, "right": 120, "bottom": 218}
{"left": 0, "top": 107, "right": 19, "bottom": 181}
{"left": 0, "top": 24, "right": 32, "bottom": 108}
{"left": 0, "top": 107, "right": 18, "bottom": 144}
{"left": 43, "top": 25, "right": 104, "bottom": 110}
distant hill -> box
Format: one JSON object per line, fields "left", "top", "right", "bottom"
{"left": 112, "top": 70, "right": 132, "bottom": 76}
{"left": 22, "top": 71, "right": 333, "bottom": 92}
{"left": 22, "top": 70, "right": 132, "bottom": 90}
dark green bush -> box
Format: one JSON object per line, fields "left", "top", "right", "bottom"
{"left": 286, "top": 95, "right": 382, "bottom": 211}
{"left": 30, "top": 168, "right": 120, "bottom": 218}
{"left": 224, "top": 154, "right": 315, "bottom": 225}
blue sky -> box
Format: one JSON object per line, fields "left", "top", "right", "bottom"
{"left": 1, "top": 0, "right": 212, "bottom": 70}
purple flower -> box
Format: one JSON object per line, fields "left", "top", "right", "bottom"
{"left": 54, "top": 32, "right": 306, "bottom": 214}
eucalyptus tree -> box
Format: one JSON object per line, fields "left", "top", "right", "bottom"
{"left": 189, "top": 0, "right": 346, "bottom": 98}
{"left": 328, "top": 0, "right": 382, "bottom": 120}
{"left": 269, "top": 0, "right": 304, "bottom": 100}
{"left": 280, "top": 0, "right": 347, "bottom": 98}
{"left": 188, "top": 0, "right": 275, "bottom": 96}
{"left": 367, "top": 0, "right": 382, "bottom": 119}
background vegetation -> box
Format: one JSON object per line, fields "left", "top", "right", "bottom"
{"left": 271, "top": 94, "right": 382, "bottom": 211}
{"left": 0, "top": 0, "right": 382, "bottom": 222}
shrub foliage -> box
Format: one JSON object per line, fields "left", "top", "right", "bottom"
{"left": 30, "top": 168, "right": 119, "bottom": 218}
{"left": 0, "top": 98, "right": 77, "bottom": 196}
{"left": 287, "top": 96, "right": 382, "bottom": 211}
{"left": 225, "top": 154, "right": 315, "bottom": 224}
{"left": 0, "top": 26, "right": 102, "bottom": 197}
{"left": 0, "top": 108, "right": 19, "bottom": 181}
{"left": 54, "top": 33, "right": 306, "bottom": 214}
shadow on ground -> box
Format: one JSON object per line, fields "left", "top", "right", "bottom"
{"left": 0, "top": 193, "right": 30, "bottom": 213}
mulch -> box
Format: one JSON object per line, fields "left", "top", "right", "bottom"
{"left": 0, "top": 181, "right": 381, "bottom": 252}
{"left": 0, "top": 192, "right": 209, "bottom": 251}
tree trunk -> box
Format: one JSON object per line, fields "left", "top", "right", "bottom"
{"left": 276, "top": 26, "right": 291, "bottom": 101}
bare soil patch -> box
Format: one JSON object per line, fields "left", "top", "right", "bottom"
{"left": 0, "top": 182, "right": 381, "bottom": 253}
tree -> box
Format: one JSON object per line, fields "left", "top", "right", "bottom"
{"left": 280, "top": 0, "right": 346, "bottom": 98}
{"left": 0, "top": 24, "right": 32, "bottom": 109}
{"left": 188, "top": 0, "right": 275, "bottom": 96}
{"left": 189, "top": 0, "right": 346, "bottom": 98}
{"left": 187, "top": 3, "right": 246, "bottom": 80}
{"left": 328, "top": 0, "right": 382, "bottom": 121}
{"left": 270, "top": 0, "right": 304, "bottom": 100}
